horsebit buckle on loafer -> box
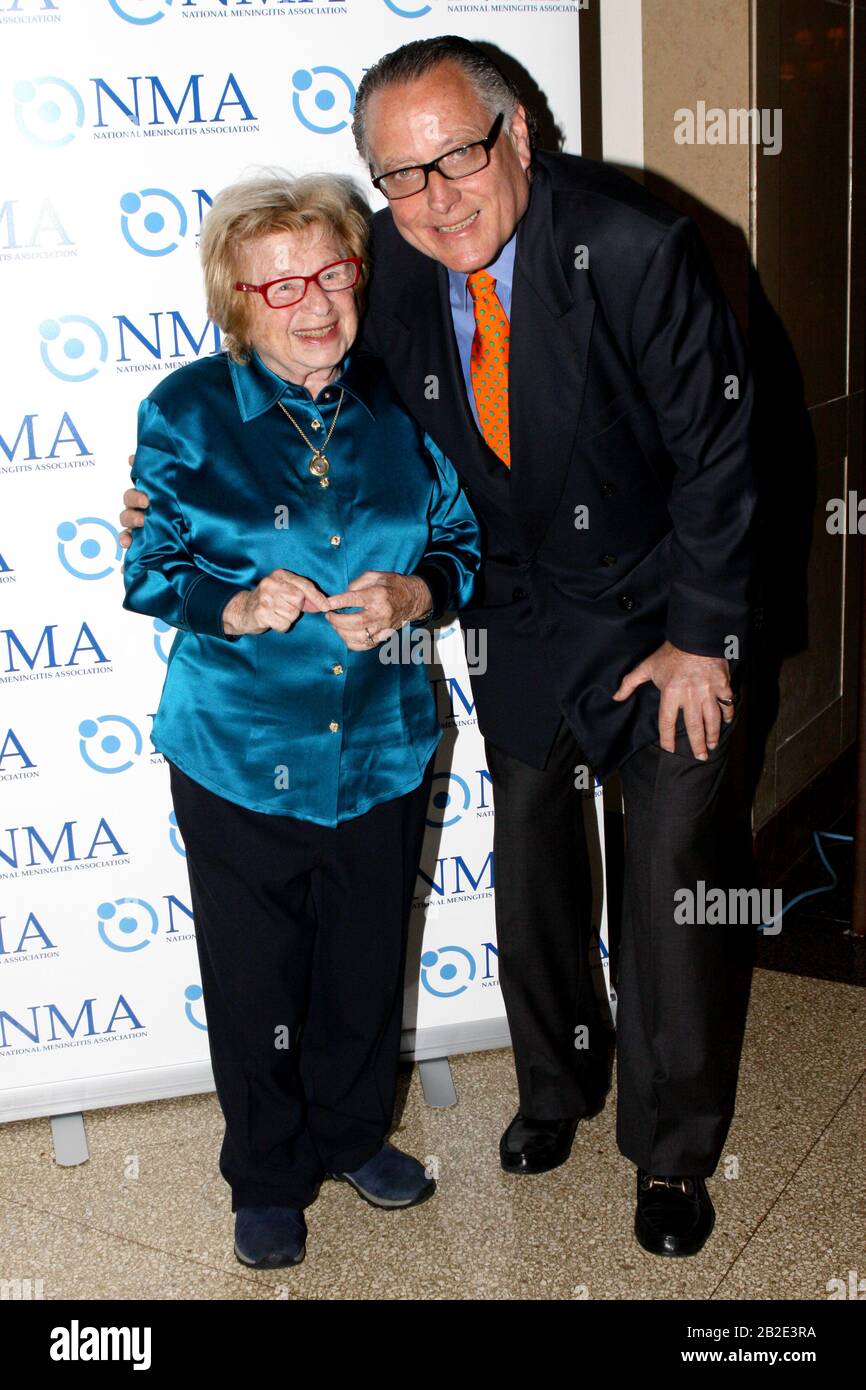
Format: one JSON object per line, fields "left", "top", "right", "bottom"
{"left": 641, "top": 1175, "right": 693, "bottom": 1195}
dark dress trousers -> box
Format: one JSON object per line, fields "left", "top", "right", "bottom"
{"left": 360, "top": 151, "right": 758, "bottom": 1174}
{"left": 168, "top": 755, "right": 434, "bottom": 1211}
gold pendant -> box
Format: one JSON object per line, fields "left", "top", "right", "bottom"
{"left": 309, "top": 453, "right": 330, "bottom": 478}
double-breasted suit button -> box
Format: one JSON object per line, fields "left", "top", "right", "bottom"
{"left": 512, "top": 586, "right": 527, "bottom": 601}
{"left": 618, "top": 594, "right": 635, "bottom": 612}
{"left": 601, "top": 554, "right": 617, "bottom": 567}
{"left": 600, "top": 480, "right": 617, "bottom": 496}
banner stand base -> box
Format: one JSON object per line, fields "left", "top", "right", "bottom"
{"left": 418, "top": 1057, "right": 458, "bottom": 1108}
{"left": 50, "top": 1112, "right": 89, "bottom": 1168}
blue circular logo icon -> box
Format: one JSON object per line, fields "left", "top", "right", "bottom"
{"left": 152, "top": 617, "right": 175, "bottom": 664}
{"left": 185, "top": 983, "right": 208, "bottom": 1030}
{"left": 291, "top": 66, "right": 355, "bottom": 135}
{"left": 427, "top": 772, "right": 471, "bottom": 828}
{"left": 97, "top": 897, "right": 159, "bottom": 952}
{"left": 57, "top": 517, "right": 121, "bottom": 579}
{"left": 14, "top": 77, "right": 85, "bottom": 147}
{"left": 120, "top": 188, "right": 188, "bottom": 256}
{"left": 383, "top": 0, "right": 432, "bottom": 15}
{"left": 420, "top": 944, "right": 476, "bottom": 998}
{"left": 39, "top": 316, "right": 108, "bottom": 383}
{"left": 106, "top": 0, "right": 173, "bottom": 23}
{"left": 168, "top": 809, "right": 186, "bottom": 857}
{"left": 79, "top": 715, "right": 143, "bottom": 773}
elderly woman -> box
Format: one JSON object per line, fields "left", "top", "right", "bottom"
{"left": 122, "top": 173, "right": 480, "bottom": 1270}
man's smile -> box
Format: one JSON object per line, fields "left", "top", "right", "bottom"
{"left": 434, "top": 209, "right": 480, "bottom": 234}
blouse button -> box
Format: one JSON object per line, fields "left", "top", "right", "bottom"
{"left": 331, "top": 664, "right": 344, "bottom": 676}
{"left": 328, "top": 720, "right": 340, "bottom": 732}
{"left": 330, "top": 535, "right": 341, "bottom": 546}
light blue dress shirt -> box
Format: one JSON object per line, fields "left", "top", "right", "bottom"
{"left": 447, "top": 231, "right": 516, "bottom": 430}
{"left": 122, "top": 348, "right": 481, "bottom": 826}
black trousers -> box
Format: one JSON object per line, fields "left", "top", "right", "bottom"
{"left": 484, "top": 713, "right": 754, "bottom": 1176}
{"left": 168, "top": 757, "right": 434, "bottom": 1211}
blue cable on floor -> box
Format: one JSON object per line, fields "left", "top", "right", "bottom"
{"left": 759, "top": 829, "right": 853, "bottom": 933}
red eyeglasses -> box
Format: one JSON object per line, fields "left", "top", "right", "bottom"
{"left": 234, "top": 257, "right": 362, "bottom": 309}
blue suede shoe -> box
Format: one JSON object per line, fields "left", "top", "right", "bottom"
{"left": 329, "top": 1142, "right": 436, "bottom": 1209}
{"left": 233, "top": 1205, "right": 307, "bottom": 1269}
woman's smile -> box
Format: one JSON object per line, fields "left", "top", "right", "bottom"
{"left": 292, "top": 321, "right": 339, "bottom": 341}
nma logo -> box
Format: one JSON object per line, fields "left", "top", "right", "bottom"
{"left": 0, "top": 818, "right": 126, "bottom": 873}
{"left": 109, "top": 0, "right": 347, "bottom": 19}
{"left": 79, "top": 715, "right": 144, "bottom": 771}
{"left": 290, "top": 66, "right": 355, "bottom": 135}
{"left": 0, "top": 910, "right": 56, "bottom": 957}
{"left": 57, "top": 519, "right": 121, "bottom": 580}
{"left": 0, "top": 412, "right": 91, "bottom": 466}
{"left": 426, "top": 769, "right": 492, "bottom": 828}
{"left": 96, "top": 895, "right": 193, "bottom": 950}
{"left": 120, "top": 187, "right": 211, "bottom": 256}
{"left": 1, "top": 621, "right": 109, "bottom": 674}
{"left": 0, "top": 995, "right": 143, "bottom": 1049}
{"left": 0, "top": 728, "right": 37, "bottom": 777}
{"left": 0, "top": 198, "right": 73, "bottom": 255}
{"left": 418, "top": 852, "right": 494, "bottom": 899}
{"left": 38, "top": 310, "right": 220, "bottom": 382}
{"left": 419, "top": 941, "right": 498, "bottom": 998}
{"left": 13, "top": 73, "right": 255, "bottom": 146}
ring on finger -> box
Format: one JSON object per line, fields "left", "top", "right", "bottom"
{"left": 364, "top": 627, "right": 376, "bottom": 646}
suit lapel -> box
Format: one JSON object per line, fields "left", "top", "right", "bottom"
{"left": 392, "top": 263, "right": 478, "bottom": 445}
{"left": 388, "top": 256, "right": 518, "bottom": 549}
{"left": 508, "top": 160, "right": 596, "bottom": 556}
{"left": 374, "top": 157, "right": 596, "bottom": 558}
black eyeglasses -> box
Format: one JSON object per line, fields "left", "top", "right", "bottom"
{"left": 370, "top": 112, "right": 505, "bottom": 201}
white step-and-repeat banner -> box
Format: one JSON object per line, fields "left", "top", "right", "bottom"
{"left": 0, "top": 0, "right": 614, "bottom": 1123}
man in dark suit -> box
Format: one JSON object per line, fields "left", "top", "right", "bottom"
{"left": 121, "top": 36, "right": 756, "bottom": 1258}
{"left": 352, "top": 36, "right": 756, "bottom": 1259}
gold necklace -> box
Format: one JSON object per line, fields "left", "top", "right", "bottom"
{"left": 277, "top": 388, "right": 345, "bottom": 487}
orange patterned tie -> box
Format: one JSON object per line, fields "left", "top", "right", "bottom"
{"left": 467, "top": 269, "right": 511, "bottom": 468}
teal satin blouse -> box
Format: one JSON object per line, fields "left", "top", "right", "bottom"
{"left": 122, "top": 348, "right": 481, "bottom": 825}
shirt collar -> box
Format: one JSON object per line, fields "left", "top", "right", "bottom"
{"left": 447, "top": 229, "right": 517, "bottom": 313}
{"left": 229, "top": 347, "right": 376, "bottom": 422}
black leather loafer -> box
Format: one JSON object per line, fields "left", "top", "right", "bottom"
{"left": 499, "top": 1112, "right": 580, "bottom": 1174}
{"left": 634, "top": 1169, "right": 715, "bottom": 1257}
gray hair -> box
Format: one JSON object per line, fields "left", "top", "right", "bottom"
{"left": 352, "top": 35, "right": 535, "bottom": 167}
{"left": 199, "top": 170, "right": 370, "bottom": 364}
